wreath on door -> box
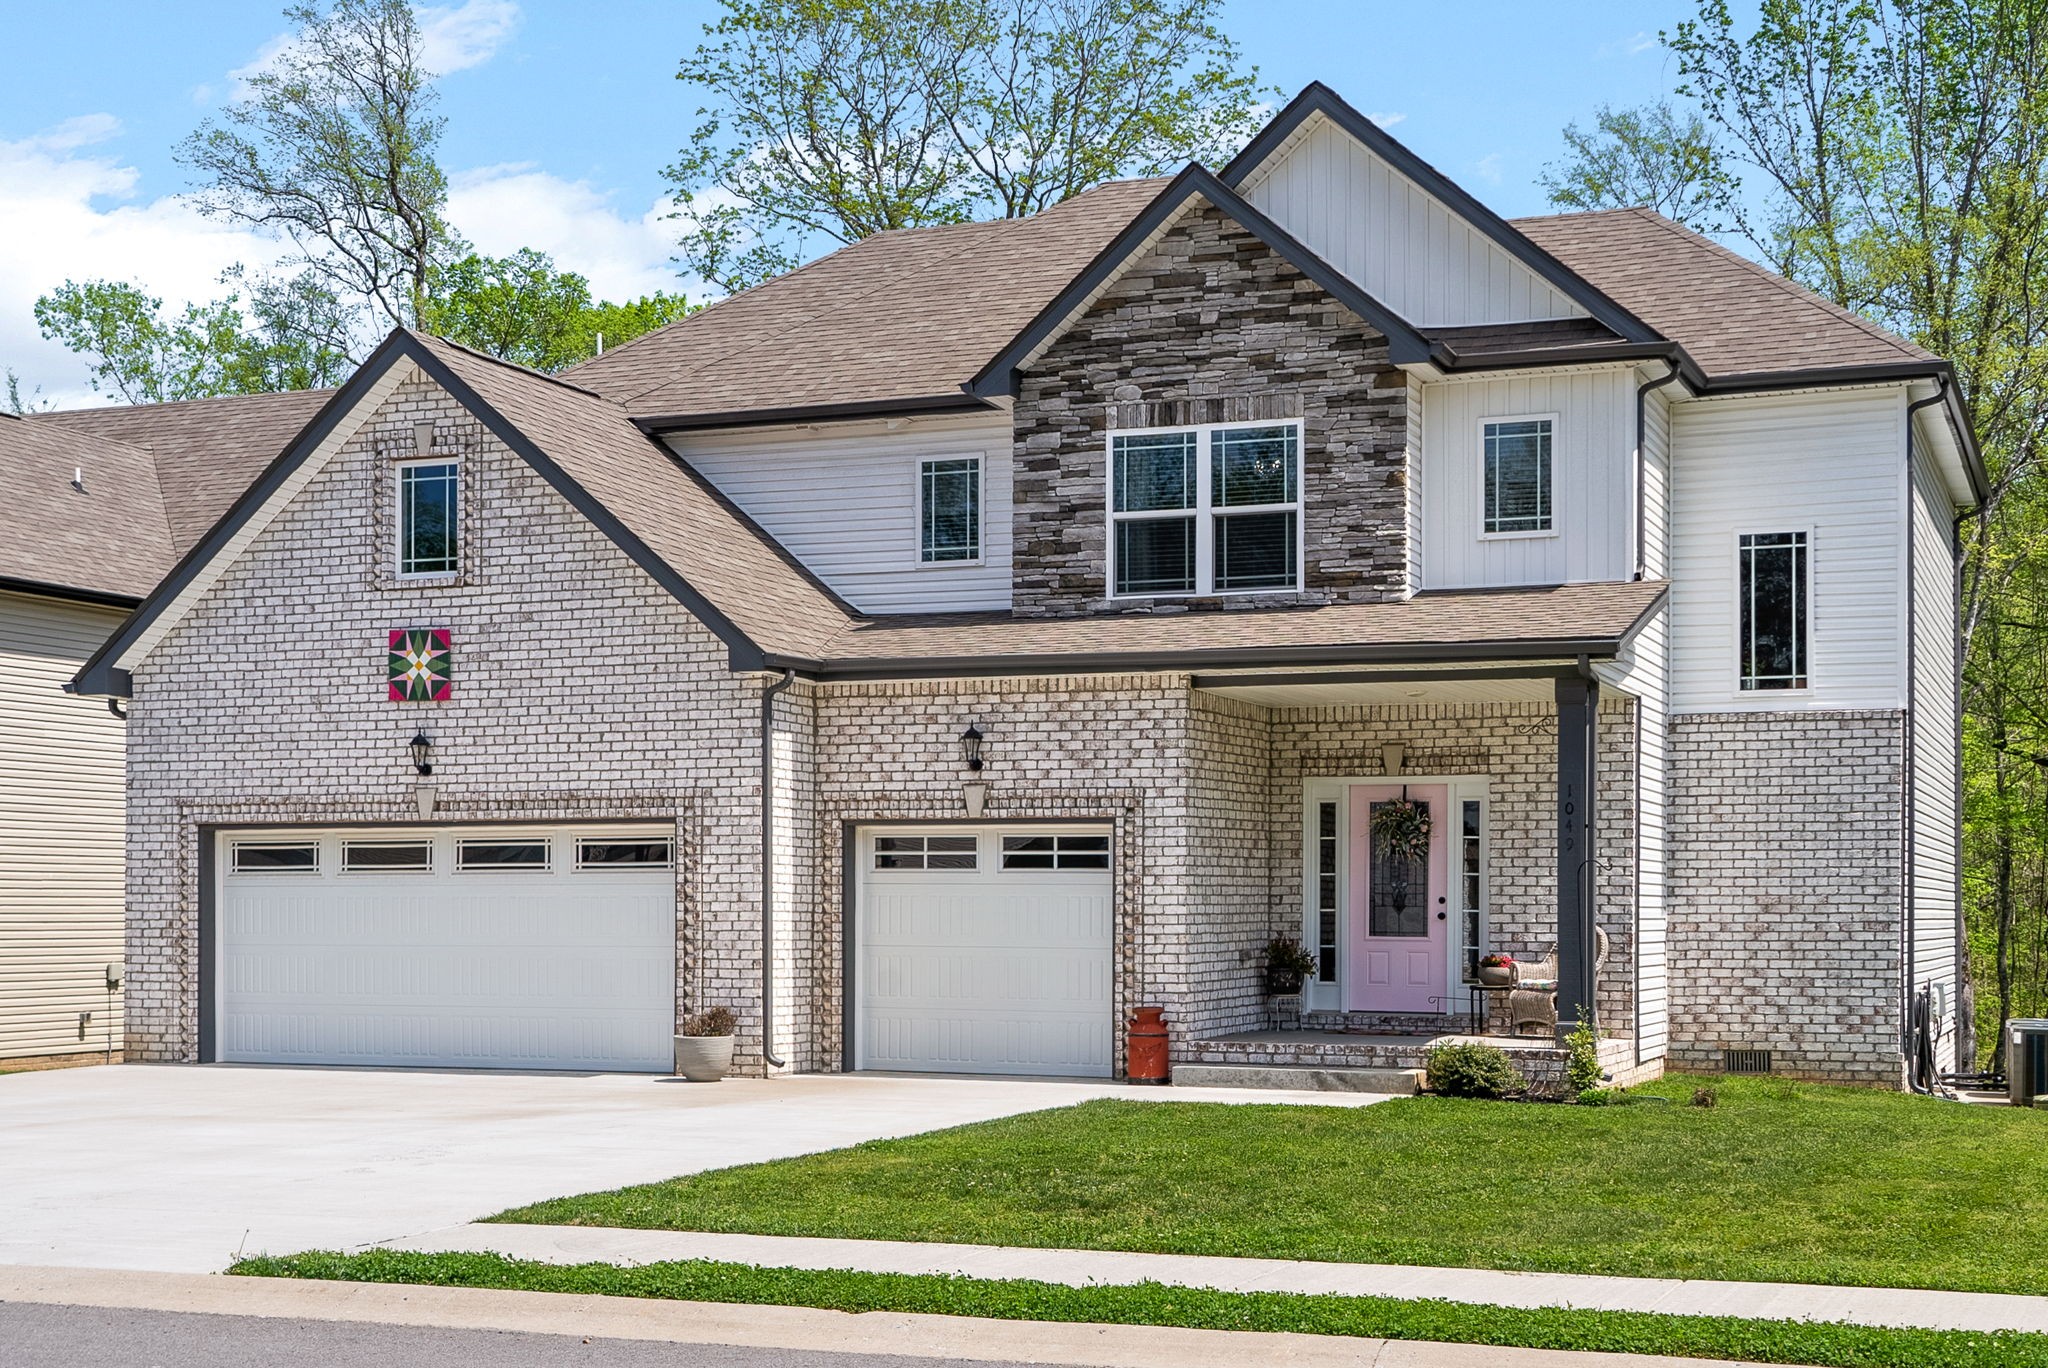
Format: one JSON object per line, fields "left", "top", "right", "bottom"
{"left": 1370, "top": 795, "right": 1433, "bottom": 864}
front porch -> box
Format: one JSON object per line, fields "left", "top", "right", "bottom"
{"left": 1177, "top": 1028, "right": 1655, "bottom": 1094}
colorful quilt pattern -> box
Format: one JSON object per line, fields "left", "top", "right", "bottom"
{"left": 388, "top": 628, "right": 452, "bottom": 701}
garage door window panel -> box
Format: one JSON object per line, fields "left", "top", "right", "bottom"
{"left": 577, "top": 839, "right": 673, "bottom": 869}
{"left": 457, "top": 839, "right": 550, "bottom": 871}
{"left": 232, "top": 842, "right": 319, "bottom": 873}
{"left": 1001, "top": 834, "right": 1110, "bottom": 870}
{"left": 874, "top": 835, "right": 977, "bottom": 870}
{"left": 342, "top": 841, "right": 433, "bottom": 872}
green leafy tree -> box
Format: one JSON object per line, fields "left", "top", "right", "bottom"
{"left": 37, "top": 280, "right": 269, "bottom": 404}
{"left": 1539, "top": 102, "right": 1729, "bottom": 230}
{"left": 421, "top": 249, "right": 695, "bottom": 372}
{"left": 4, "top": 370, "right": 54, "bottom": 414}
{"left": 178, "top": 0, "right": 463, "bottom": 338}
{"left": 667, "top": 0, "right": 1271, "bottom": 292}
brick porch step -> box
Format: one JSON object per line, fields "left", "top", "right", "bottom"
{"left": 1171, "top": 1062, "right": 1425, "bottom": 1094}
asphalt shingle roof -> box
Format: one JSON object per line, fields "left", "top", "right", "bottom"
{"left": 0, "top": 411, "right": 174, "bottom": 602}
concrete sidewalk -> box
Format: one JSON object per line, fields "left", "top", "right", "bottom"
{"left": 0, "top": 1265, "right": 1794, "bottom": 1368}
{"left": 385, "top": 1223, "right": 2048, "bottom": 1336}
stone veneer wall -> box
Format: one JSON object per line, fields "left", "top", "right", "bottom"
{"left": 1667, "top": 711, "right": 1907, "bottom": 1086}
{"left": 1010, "top": 200, "right": 1411, "bottom": 616}
{"left": 122, "top": 372, "right": 785, "bottom": 1071}
{"left": 1269, "top": 699, "right": 1640, "bottom": 1034}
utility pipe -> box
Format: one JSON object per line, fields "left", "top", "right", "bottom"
{"left": 1633, "top": 361, "right": 1682, "bottom": 581}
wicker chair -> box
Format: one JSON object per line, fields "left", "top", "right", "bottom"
{"left": 1507, "top": 926, "right": 1611, "bottom": 1036}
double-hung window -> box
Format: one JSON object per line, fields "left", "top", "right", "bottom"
{"left": 1481, "top": 416, "right": 1553, "bottom": 536}
{"left": 397, "top": 459, "right": 460, "bottom": 576}
{"left": 1739, "top": 530, "right": 1808, "bottom": 690}
{"left": 1109, "top": 421, "right": 1301, "bottom": 597}
{"left": 919, "top": 457, "right": 981, "bottom": 563}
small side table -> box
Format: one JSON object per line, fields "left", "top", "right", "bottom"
{"left": 1464, "top": 982, "right": 1521, "bottom": 1037}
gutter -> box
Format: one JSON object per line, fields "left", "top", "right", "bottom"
{"left": 1633, "top": 361, "right": 1683, "bottom": 579}
{"left": 0, "top": 575, "right": 145, "bottom": 613}
{"left": 759, "top": 668, "right": 796, "bottom": 1071}
{"left": 632, "top": 391, "right": 996, "bottom": 436}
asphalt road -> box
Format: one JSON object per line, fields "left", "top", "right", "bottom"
{"left": 1, "top": 1302, "right": 1052, "bottom": 1368}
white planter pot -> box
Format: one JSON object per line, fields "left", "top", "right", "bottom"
{"left": 673, "top": 1033, "right": 735, "bottom": 1081}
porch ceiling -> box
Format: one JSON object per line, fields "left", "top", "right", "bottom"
{"left": 1197, "top": 674, "right": 1561, "bottom": 708}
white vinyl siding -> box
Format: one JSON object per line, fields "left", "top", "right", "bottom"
{"left": 1419, "top": 369, "right": 1635, "bottom": 588}
{"left": 1669, "top": 389, "right": 1905, "bottom": 712}
{"left": 1239, "top": 113, "right": 1588, "bottom": 326}
{"left": 668, "top": 413, "right": 1012, "bottom": 613}
{"left": 1640, "top": 385, "right": 1672, "bottom": 579}
{"left": 1909, "top": 439, "right": 1961, "bottom": 1051}
{"left": 0, "top": 591, "right": 128, "bottom": 1061}
{"left": 1598, "top": 603, "right": 1670, "bottom": 1064}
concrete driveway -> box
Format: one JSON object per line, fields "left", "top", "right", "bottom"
{"left": 0, "top": 1065, "right": 1373, "bottom": 1273}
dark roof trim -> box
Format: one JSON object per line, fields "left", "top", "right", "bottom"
{"left": 72, "top": 330, "right": 775, "bottom": 697}
{"left": 1222, "top": 84, "right": 1663, "bottom": 346}
{"left": 634, "top": 392, "right": 997, "bottom": 435}
{"left": 0, "top": 575, "right": 143, "bottom": 612}
{"left": 965, "top": 164, "right": 1442, "bottom": 400}
{"left": 770, "top": 632, "right": 1636, "bottom": 684}
{"left": 1190, "top": 664, "right": 1581, "bottom": 688}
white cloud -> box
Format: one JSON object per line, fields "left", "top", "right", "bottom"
{"left": 418, "top": 0, "right": 522, "bottom": 75}
{"left": 446, "top": 164, "right": 692, "bottom": 303}
{"left": 0, "top": 117, "right": 286, "bottom": 407}
{"left": 1473, "top": 153, "right": 1504, "bottom": 185}
{"left": 1598, "top": 30, "right": 1658, "bottom": 59}
{"left": 1367, "top": 112, "right": 1406, "bottom": 130}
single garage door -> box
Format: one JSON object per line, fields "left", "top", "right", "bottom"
{"left": 855, "top": 825, "right": 1113, "bottom": 1077}
{"left": 215, "top": 824, "right": 675, "bottom": 1071}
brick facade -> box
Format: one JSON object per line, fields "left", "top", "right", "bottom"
{"left": 1668, "top": 710, "right": 1907, "bottom": 1086}
{"left": 1009, "top": 200, "right": 1412, "bottom": 616}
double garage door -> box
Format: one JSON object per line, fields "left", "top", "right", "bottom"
{"left": 216, "top": 824, "right": 676, "bottom": 1071}
{"left": 855, "top": 825, "right": 1114, "bottom": 1077}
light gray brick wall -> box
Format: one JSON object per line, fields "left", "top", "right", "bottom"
{"left": 122, "top": 374, "right": 787, "bottom": 1070}
{"left": 1668, "top": 710, "right": 1906, "bottom": 1086}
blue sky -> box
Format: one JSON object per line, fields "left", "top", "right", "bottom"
{"left": 0, "top": 1, "right": 1699, "bottom": 404}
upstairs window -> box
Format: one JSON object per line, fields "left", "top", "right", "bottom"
{"left": 919, "top": 457, "right": 981, "bottom": 563}
{"left": 1482, "top": 416, "right": 1553, "bottom": 535}
{"left": 1739, "top": 531, "right": 1809, "bottom": 690}
{"left": 1109, "top": 421, "right": 1301, "bottom": 597}
{"left": 397, "top": 459, "right": 460, "bottom": 576}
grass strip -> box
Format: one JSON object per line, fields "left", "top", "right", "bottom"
{"left": 230, "top": 1248, "right": 2048, "bottom": 1368}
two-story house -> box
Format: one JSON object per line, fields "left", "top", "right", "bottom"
{"left": 67, "top": 84, "right": 1981, "bottom": 1089}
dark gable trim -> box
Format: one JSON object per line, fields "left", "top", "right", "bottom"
{"left": 72, "top": 330, "right": 773, "bottom": 697}
{"left": 1222, "top": 84, "right": 1663, "bottom": 346}
{"left": 634, "top": 392, "right": 996, "bottom": 435}
{"left": 965, "top": 164, "right": 1444, "bottom": 400}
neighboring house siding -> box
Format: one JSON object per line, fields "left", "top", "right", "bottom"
{"left": 1909, "top": 439, "right": 1961, "bottom": 1062}
{"left": 1668, "top": 389, "right": 1906, "bottom": 712}
{"left": 669, "top": 412, "right": 1015, "bottom": 614}
{"left": 117, "top": 377, "right": 796, "bottom": 1072}
{"left": 1417, "top": 366, "right": 1637, "bottom": 589}
{"left": 0, "top": 591, "right": 128, "bottom": 1062}
{"left": 1239, "top": 114, "right": 1588, "bottom": 326}
{"left": 1668, "top": 711, "right": 1906, "bottom": 1085}
{"left": 1011, "top": 201, "right": 1410, "bottom": 616}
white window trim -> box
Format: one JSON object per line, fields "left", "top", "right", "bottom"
{"left": 1105, "top": 418, "right": 1306, "bottom": 600}
{"left": 574, "top": 837, "right": 675, "bottom": 871}
{"left": 230, "top": 840, "right": 321, "bottom": 874}
{"left": 912, "top": 454, "right": 985, "bottom": 568}
{"left": 1476, "top": 412, "right": 1559, "bottom": 541}
{"left": 340, "top": 839, "right": 434, "bottom": 874}
{"left": 454, "top": 836, "right": 552, "bottom": 872}
{"left": 1731, "top": 525, "right": 1814, "bottom": 697}
{"left": 395, "top": 455, "right": 462, "bottom": 580}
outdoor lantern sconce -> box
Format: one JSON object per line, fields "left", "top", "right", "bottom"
{"left": 960, "top": 722, "right": 985, "bottom": 772}
{"left": 409, "top": 730, "right": 435, "bottom": 776}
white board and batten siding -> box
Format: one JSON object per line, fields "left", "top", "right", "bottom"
{"left": 1909, "top": 439, "right": 1961, "bottom": 1053}
{"left": 668, "top": 412, "right": 1014, "bottom": 614}
{"left": 1417, "top": 369, "right": 1637, "bottom": 589}
{"left": 1668, "top": 389, "right": 1907, "bottom": 713}
{"left": 1240, "top": 114, "right": 1588, "bottom": 327}
{"left": 0, "top": 590, "right": 128, "bottom": 1061}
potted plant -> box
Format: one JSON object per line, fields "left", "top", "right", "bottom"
{"left": 1263, "top": 936, "right": 1316, "bottom": 995}
{"left": 674, "top": 1005, "right": 737, "bottom": 1081}
{"left": 1476, "top": 952, "right": 1517, "bottom": 987}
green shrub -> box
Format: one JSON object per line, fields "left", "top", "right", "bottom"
{"left": 1425, "top": 1042, "right": 1525, "bottom": 1099}
{"left": 1577, "top": 1086, "right": 1615, "bottom": 1106}
{"left": 1565, "top": 1021, "right": 1604, "bottom": 1095}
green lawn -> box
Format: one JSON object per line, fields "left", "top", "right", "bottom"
{"left": 494, "top": 1075, "right": 2048, "bottom": 1296}
{"left": 230, "top": 1249, "right": 2048, "bottom": 1368}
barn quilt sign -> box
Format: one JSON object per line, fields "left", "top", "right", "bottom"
{"left": 388, "top": 628, "right": 452, "bottom": 701}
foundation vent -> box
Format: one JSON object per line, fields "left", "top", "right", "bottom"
{"left": 1722, "top": 1048, "right": 1774, "bottom": 1075}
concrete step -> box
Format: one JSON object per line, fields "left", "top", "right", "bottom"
{"left": 1171, "top": 1062, "right": 1425, "bottom": 1094}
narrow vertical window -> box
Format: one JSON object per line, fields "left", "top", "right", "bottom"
{"left": 1460, "top": 799, "right": 1484, "bottom": 984}
{"left": 919, "top": 457, "right": 981, "bottom": 563}
{"left": 1739, "top": 531, "right": 1808, "bottom": 690}
{"left": 1482, "top": 417, "right": 1553, "bottom": 534}
{"left": 1111, "top": 430, "right": 1198, "bottom": 595}
{"left": 1315, "top": 800, "right": 1339, "bottom": 982}
{"left": 398, "top": 459, "right": 460, "bottom": 576}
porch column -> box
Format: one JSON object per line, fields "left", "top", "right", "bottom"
{"left": 1554, "top": 674, "right": 1600, "bottom": 1043}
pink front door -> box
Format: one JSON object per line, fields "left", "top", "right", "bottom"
{"left": 1345, "top": 784, "right": 1450, "bottom": 1014}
